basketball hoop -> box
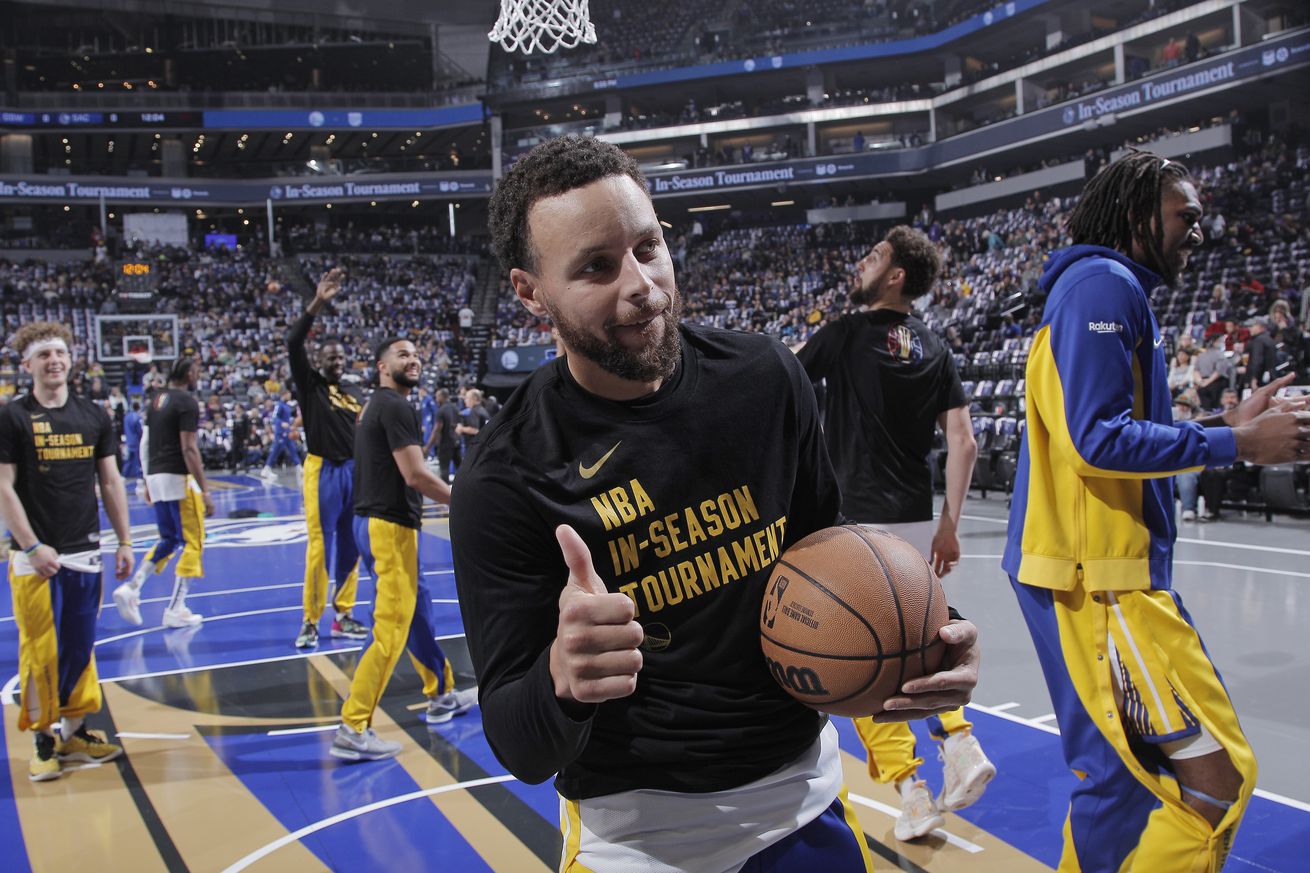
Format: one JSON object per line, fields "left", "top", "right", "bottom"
{"left": 489, "top": 0, "right": 597, "bottom": 55}
{"left": 128, "top": 351, "right": 153, "bottom": 365}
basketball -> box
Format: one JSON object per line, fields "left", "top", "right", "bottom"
{"left": 760, "top": 525, "right": 950, "bottom": 717}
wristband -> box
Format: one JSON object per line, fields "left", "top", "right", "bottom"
{"left": 23, "top": 542, "right": 43, "bottom": 555}
{"left": 118, "top": 541, "right": 133, "bottom": 548}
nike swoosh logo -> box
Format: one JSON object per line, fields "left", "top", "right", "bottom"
{"left": 579, "top": 441, "right": 622, "bottom": 480}
{"left": 1154, "top": 336, "right": 1164, "bottom": 348}
{"left": 31, "top": 413, "right": 46, "bottom": 419}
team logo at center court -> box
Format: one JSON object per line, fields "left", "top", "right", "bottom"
{"left": 886, "top": 324, "right": 924, "bottom": 364}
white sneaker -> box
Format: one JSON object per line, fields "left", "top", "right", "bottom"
{"left": 425, "top": 687, "right": 478, "bottom": 724}
{"left": 330, "top": 724, "right": 401, "bottom": 761}
{"left": 938, "top": 732, "right": 996, "bottom": 812}
{"left": 112, "top": 582, "right": 143, "bottom": 626}
{"left": 259, "top": 467, "right": 276, "bottom": 481}
{"left": 894, "top": 779, "right": 944, "bottom": 841}
{"left": 1182, "top": 509, "right": 1197, "bottom": 522}
{"left": 162, "top": 605, "right": 203, "bottom": 628}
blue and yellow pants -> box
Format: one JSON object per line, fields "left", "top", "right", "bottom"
{"left": 9, "top": 561, "right": 102, "bottom": 733}
{"left": 301, "top": 455, "right": 360, "bottom": 623}
{"left": 1011, "top": 578, "right": 1255, "bottom": 873}
{"left": 341, "top": 517, "right": 452, "bottom": 732}
{"left": 854, "top": 708, "right": 972, "bottom": 784}
{"left": 145, "top": 482, "right": 205, "bottom": 578}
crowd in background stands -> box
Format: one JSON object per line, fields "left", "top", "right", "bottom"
{"left": 498, "top": 140, "right": 1310, "bottom": 408}
{"left": 3, "top": 138, "right": 1308, "bottom": 476}
{"left": 282, "top": 222, "right": 486, "bottom": 256}
{"left": 1, "top": 245, "right": 482, "bottom": 472}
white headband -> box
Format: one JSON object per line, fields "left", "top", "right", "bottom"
{"left": 21, "top": 337, "right": 69, "bottom": 362}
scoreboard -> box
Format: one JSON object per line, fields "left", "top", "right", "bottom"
{"left": 116, "top": 260, "right": 158, "bottom": 311}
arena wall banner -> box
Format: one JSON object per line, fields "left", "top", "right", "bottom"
{"left": 0, "top": 172, "right": 493, "bottom": 206}
{"left": 644, "top": 28, "right": 1309, "bottom": 198}
{"left": 201, "top": 104, "right": 484, "bottom": 130}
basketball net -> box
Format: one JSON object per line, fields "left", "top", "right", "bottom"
{"left": 489, "top": 0, "right": 597, "bottom": 55}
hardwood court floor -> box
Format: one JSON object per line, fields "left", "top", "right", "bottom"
{"left": 2, "top": 475, "right": 1306, "bottom": 871}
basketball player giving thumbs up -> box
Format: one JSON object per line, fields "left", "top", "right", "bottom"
{"left": 451, "top": 135, "right": 981, "bottom": 873}
{"left": 550, "top": 525, "right": 644, "bottom": 704}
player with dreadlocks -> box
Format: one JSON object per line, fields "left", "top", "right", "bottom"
{"left": 1002, "top": 149, "right": 1310, "bottom": 871}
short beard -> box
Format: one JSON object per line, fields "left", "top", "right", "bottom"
{"left": 390, "top": 365, "right": 419, "bottom": 389}
{"left": 548, "top": 290, "right": 683, "bottom": 384}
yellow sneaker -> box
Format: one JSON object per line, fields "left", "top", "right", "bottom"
{"left": 57, "top": 726, "right": 123, "bottom": 764}
{"left": 29, "top": 733, "right": 62, "bottom": 782}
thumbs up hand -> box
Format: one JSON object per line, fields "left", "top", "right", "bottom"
{"left": 549, "top": 524, "right": 645, "bottom": 704}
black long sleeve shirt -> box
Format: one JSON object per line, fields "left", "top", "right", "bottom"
{"left": 450, "top": 324, "right": 842, "bottom": 799}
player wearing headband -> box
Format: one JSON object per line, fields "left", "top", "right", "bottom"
{"left": 0, "top": 322, "right": 135, "bottom": 781}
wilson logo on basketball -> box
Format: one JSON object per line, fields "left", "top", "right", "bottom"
{"left": 765, "top": 656, "right": 830, "bottom": 697}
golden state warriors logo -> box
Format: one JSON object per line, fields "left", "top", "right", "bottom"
{"left": 886, "top": 324, "right": 924, "bottom": 365}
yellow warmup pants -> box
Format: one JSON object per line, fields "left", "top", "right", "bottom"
{"left": 1012, "top": 579, "right": 1256, "bottom": 873}
{"left": 301, "top": 454, "right": 360, "bottom": 623}
{"left": 145, "top": 477, "right": 206, "bottom": 578}
{"left": 9, "top": 561, "right": 103, "bottom": 732}
{"left": 854, "top": 707, "right": 972, "bottom": 784}
{"left": 341, "top": 517, "right": 452, "bottom": 730}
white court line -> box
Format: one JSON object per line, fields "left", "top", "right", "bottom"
{"left": 267, "top": 724, "right": 339, "bottom": 737}
{"left": 117, "top": 732, "right": 191, "bottom": 740}
{"left": 846, "top": 792, "right": 984, "bottom": 854}
{"left": 1174, "top": 560, "right": 1310, "bottom": 581}
{"left": 0, "top": 581, "right": 306, "bottom": 624}
{"left": 2, "top": 631, "right": 471, "bottom": 704}
{"left": 966, "top": 703, "right": 1310, "bottom": 813}
{"left": 961, "top": 513, "right": 1310, "bottom": 558}
{"left": 219, "top": 774, "right": 516, "bottom": 873}
{"left": 988, "top": 701, "right": 1020, "bottom": 712}
{"left": 1031, "top": 713, "right": 1060, "bottom": 724}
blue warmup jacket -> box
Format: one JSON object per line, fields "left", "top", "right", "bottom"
{"left": 1002, "top": 246, "right": 1238, "bottom": 592}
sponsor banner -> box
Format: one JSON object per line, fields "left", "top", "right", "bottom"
{"left": 202, "top": 104, "right": 483, "bottom": 130}
{"left": 591, "top": 0, "right": 1045, "bottom": 91}
{"left": 0, "top": 173, "right": 492, "bottom": 206}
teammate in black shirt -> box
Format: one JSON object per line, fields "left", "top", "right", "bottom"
{"left": 330, "top": 337, "right": 474, "bottom": 762}
{"left": 288, "top": 268, "right": 368, "bottom": 650}
{"left": 0, "top": 322, "right": 134, "bottom": 781}
{"left": 798, "top": 226, "right": 995, "bottom": 842}
{"left": 113, "top": 357, "right": 213, "bottom": 629}
{"left": 432, "top": 388, "right": 461, "bottom": 483}
{"left": 452, "top": 136, "right": 981, "bottom": 871}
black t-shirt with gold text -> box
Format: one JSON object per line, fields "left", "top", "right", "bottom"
{"left": 353, "top": 387, "right": 422, "bottom": 528}
{"left": 0, "top": 393, "right": 115, "bottom": 553}
{"left": 145, "top": 388, "right": 200, "bottom": 475}
{"left": 287, "top": 310, "right": 364, "bottom": 462}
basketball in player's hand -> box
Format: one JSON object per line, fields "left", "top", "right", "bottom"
{"left": 760, "top": 525, "right": 949, "bottom": 717}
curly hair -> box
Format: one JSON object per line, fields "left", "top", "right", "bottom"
{"left": 488, "top": 135, "right": 647, "bottom": 274}
{"left": 10, "top": 321, "right": 74, "bottom": 357}
{"left": 884, "top": 225, "right": 941, "bottom": 301}
{"left": 1065, "top": 149, "right": 1191, "bottom": 283}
